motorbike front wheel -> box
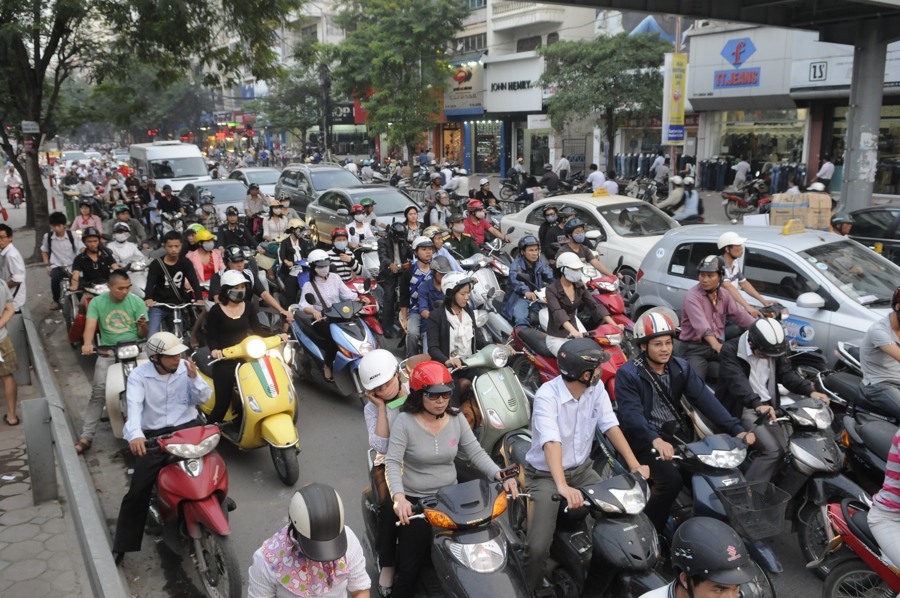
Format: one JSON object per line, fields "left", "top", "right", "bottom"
{"left": 798, "top": 503, "right": 831, "bottom": 579}
{"left": 724, "top": 200, "right": 752, "bottom": 223}
{"left": 499, "top": 185, "right": 515, "bottom": 201}
{"left": 822, "top": 558, "right": 887, "bottom": 598}
{"left": 195, "top": 527, "right": 242, "bottom": 598}
{"left": 741, "top": 558, "right": 776, "bottom": 598}
{"left": 270, "top": 445, "right": 300, "bottom": 485}
{"left": 511, "top": 355, "right": 541, "bottom": 396}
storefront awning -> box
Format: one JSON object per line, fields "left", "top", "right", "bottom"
{"left": 450, "top": 52, "right": 483, "bottom": 67}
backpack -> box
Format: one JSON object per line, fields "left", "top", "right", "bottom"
{"left": 422, "top": 207, "right": 433, "bottom": 228}
{"left": 44, "top": 230, "right": 76, "bottom": 262}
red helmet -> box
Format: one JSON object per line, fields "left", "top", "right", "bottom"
{"left": 467, "top": 199, "right": 484, "bottom": 211}
{"left": 351, "top": 204, "right": 365, "bottom": 213}
{"left": 331, "top": 228, "right": 349, "bottom": 241}
{"left": 409, "top": 361, "right": 454, "bottom": 394}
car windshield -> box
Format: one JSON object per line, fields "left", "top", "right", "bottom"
{"left": 197, "top": 184, "right": 246, "bottom": 204}
{"left": 349, "top": 189, "right": 417, "bottom": 214}
{"left": 62, "top": 151, "right": 86, "bottom": 161}
{"left": 310, "top": 170, "right": 362, "bottom": 190}
{"left": 596, "top": 202, "right": 676, "bottom": 237}
{"left": 799, "top": 241, "right": 900, "bottom": 306}
{"left": 246, "top": 170, "right": 281, "bottom": 185}
{"left": 150, "top": 157, "right": 208, "bottom": 179}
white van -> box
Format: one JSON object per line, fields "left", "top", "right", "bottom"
{"left": 129, "top": 141, "right": 210, "bottom": 194}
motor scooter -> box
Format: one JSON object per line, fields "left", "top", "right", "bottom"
{"left": 809, "top": 499, "right": 900, "bottom": 598}
{"left": 101, "top": 340, "right": 150, "bottom": 438}
{"left": 460, "top": 253, "right": 511, "bottom": 346}
{"left": 361, "top": 470, "right": 532, "bottom": 598}
{"left": 722, "top": 176, "right": 770, "bottom": 222}
{"left": 358, "top": 235, "right": 382, "bottom": 280}
{"left": 121, "top": 256, "right": 149, "bottom": 299}
{"left": 345, "top": 277, "right": 385, "bottom": 345}
{"left": 144, "top": 425, "right": 242, "bottom": 598}
{"left": 8, "top": 181, "right": 22, "bottom": 208}
{"left": 290, "top": 296, "right": 378, "bottom": 406}
{"left": 481, "top": 238, "right": 512, "bottom": 289}
{"left": 193, "top": 334, "right": 300, "bottom": 485}
{"left": 839, "top": 414, "right": 896, "bottom": 497}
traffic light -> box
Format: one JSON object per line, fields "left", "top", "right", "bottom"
{"left": 148, "top": 128, "right": 159, "bottom": 137}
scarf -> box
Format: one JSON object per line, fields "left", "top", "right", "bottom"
{"left": 261, "top": 526, "right": 350, "bottom": 596}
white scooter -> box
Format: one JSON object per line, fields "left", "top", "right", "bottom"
{"left": 460, "top": 253, "right": 513, "bottom": 345}
{"left": 120, "top": 256, "right": 149, "bottom": 299}
{"left": 103, "top": 340, "right": 150, "bottom": 438}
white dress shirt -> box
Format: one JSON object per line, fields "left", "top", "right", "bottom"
{"left": 0, "top": 244, "right": 26, "bottom": 311}
{"left": 586, "top": 171, "right": 606, "bottom": 191}
{"left": 526, "top": 375, "right": 619, "bottom": 472}
{"left": 40, "top": 230, "right": 84, "bottom": 268}
{"left": 123, "top": 360, "right": 213, "bottom": 441}
{"left": 740, "top": 333, "right": 773, "bottom": 403}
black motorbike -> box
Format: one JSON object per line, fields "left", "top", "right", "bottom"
{"left": 840, "top": 413, "right": 897, "bottom": 497}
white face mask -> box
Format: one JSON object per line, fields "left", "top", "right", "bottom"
{"left": 114, "top": 233, "right": 129, "bottom": 243}
{"left": 354, "top": 214, "right": 365, "bottom": 222}
{"left": 281, "top": 201, "right": 291, "bottom": 208}
{"left": 316, "top": 266, "right": 330, "bottom": 278}
{"left": 452, "top": 224, "right": 465, "bottom": 233}
{"left": 202, "top": 241, "right": 215, "bottom": 251}
{"left": 563, "top": 268, "right": 582, "bottom": 283}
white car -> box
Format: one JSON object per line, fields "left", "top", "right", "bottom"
{"left": 499, "top": 195, "right": 680, "bottom": 300}
{"left": 60, "top": 151, "right": 92, "bottom": 169}
{"left": 227, "top": 167, "right": 281, "bottom": 196}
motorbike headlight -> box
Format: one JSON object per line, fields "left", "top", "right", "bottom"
{"left": 475, "top": 310, "right": 489, "bottom": 328}
{"left": 283, "top": 344, "right": 293, "bottom": 364}
{"left": 129, "top": 259, "right": 148, "bottom": 271}
{"left": 697, "top": 448, "right": 746, "bottom": 469}
{"left": 490, "top": 346, "right": 509, "bottom": 368}
{"left": 358, "top": 342, "right": 375, "bottom": 355}
{"left": 596, "top": 281, "right": 618, "bottom": 292}
{"left": 246, "top": 338, "right": 267, "bottom": 359}
{"left": 116, "top": 344, "right": 140, "bottom": 360}
{"left": 608, "top": 485, "right": 648, "bottom": 515}
{"left": 445, "top": 537, "right": 507, "bottom": 574}
{"left": 798, "top": 405, "right": 833, "bottom": 430}
{"left": 166, "top": 433, "right": 220, "bottom": 459}
{"left": 89, "top": 283, "right": 109, "bottom": 295}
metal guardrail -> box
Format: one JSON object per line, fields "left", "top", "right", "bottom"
{"left": 21, "top": 306, "right": 130, "bottom": 598}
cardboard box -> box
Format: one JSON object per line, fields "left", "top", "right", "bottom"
{"left": 769, "top": 193, "right": 831, "bottom": 230}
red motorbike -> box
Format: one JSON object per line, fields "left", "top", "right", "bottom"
{"left": 510, "top": 324, "right": 628, "bottom": 403}
{"left": 811, "top": 499, "right": 900, "bottom": 598}
{"left": 722, "top": 176, "right": 770, "bottom": 222}
{"left": 145, "top": 425, "right": 242, "bottom": 598}
{"left": 8, "top": 181, "right": 22, "bottom": 208}
{"left": 125, "top": 184, "right": 142, "bottom": 217}
{"left": 345, "top": 277, "right": 385, "bottom": 343}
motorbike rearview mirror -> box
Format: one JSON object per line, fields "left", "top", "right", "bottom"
{"left": 433, "top": 300, "right": 444, "bottom": 309}
{"left": 515, "top": 272, "right": 535, "bottom": 288}
{"left": 363, "top": 278, "right": 371, "bottom": 292}
{"left": 305, "top": 293, "right": 316, "bottom": 305}
{"left": 661, "top": 420, "right": 683, "bottom": 440}
{"left": 487, "top": 287, "right": 496, "bottom": 299}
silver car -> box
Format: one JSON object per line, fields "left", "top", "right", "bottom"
{"left": 633, "top": 225, "right": 900, "bottom": 367}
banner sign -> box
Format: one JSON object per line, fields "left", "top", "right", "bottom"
{"left": 662, "top": 53, "right": 688, "bottom": 145}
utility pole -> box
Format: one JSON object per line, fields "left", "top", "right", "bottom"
{"left": 319, "top": 62, "right": 331, "bottom": 160}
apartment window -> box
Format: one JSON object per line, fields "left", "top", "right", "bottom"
{"left": 301, "top": 24, "right": 317, "bottom": 38}
{"left": 547, "top": 32, "right": 559, "bottom": 45}
{"left": 455, "top": 33, "right": 486, "bottom": 54}
{"left": 468, "top": 0, "right": 486, "bottom": 7}
{"left": 517, "top": 35, "right": 542, "bottom": 52}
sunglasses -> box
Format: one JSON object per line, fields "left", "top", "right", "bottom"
{"left": 424, "top": 391, "right": 451, "bottom": 401}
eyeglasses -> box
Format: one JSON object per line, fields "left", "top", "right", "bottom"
{"left": 424, "top": 391, "right": 451, "bottom": 401}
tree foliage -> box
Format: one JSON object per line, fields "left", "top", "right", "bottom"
{"left": 0, "top": 0, "right": 302, "bottom": 259}
{"left": 330, "top": 0, "right": 469, "bottom": 155}
{"left": 245, "top": 64, "right": 321, "bottom": 144}
{"left": 537, "top": 33, "right": 673, "bottom": 161}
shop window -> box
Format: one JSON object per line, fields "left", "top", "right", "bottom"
{"left": 547, "top": 32, "right": 559, "bottom": 45}
{"left": 517, "top": 36, "right": 542, "bottom": 52}
{"left": 475, "top": 122, "right": 501, "bottom": 174}
{"left": 454, "top": 33, "right": 486, "bottom": 54}
{"left": 468, "top": 0, "right": 485, "bottom": 7}
{"left": 443, "top": 124, "right": 462, "bottom": 164}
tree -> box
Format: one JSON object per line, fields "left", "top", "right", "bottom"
{"left": 537, "top": 32, "right": 673, "bottom": 165}
{"left": 330, "top": 0, "right": 469, "bottom": 157}
{"left": 244, "top": 65, "right": 321, "bottom": 145}
{"left": 0, "top": 0, "right": 302, "bottom": 260}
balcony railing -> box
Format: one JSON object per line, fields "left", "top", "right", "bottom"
{"left": 492, "top": 1, "right": 533, "bottom": 15}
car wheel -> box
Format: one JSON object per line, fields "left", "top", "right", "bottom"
{"left": 619, "top": 267, "right": 638, "bottom": 304}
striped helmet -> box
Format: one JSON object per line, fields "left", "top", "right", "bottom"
{"left": 634, "top": 311, "right": 677, "bottom": 345}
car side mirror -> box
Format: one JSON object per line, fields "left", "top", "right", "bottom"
{"left": 305, "top": 293, "right": 316, "bottom": 305}
{"left": 586, "top": 230, "right": 602, "bottom": 240}
{"left": 796, "top": 292, "right": 826, "bottom": 310}
{"left": 337, "top": 208, "right": 349, "bottom": 216}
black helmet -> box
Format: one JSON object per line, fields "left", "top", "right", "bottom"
{"left": 748, "top": 318, "right": 789, "bottom": 357}
{"left": 558, "top": 206, "right": 577, "bottom": 219}
{"left": 831, "top": 212, "right": 853, "bottom": 226}
{"left": 79, "top": 198, "right": 93, "bottom": 206}
{"left": 81, "top": 226, "right": 102, "bottom": 240}
{"left": 432, "top": 255, "right": 454, "bottom": 274}
{"left": 248, "top": 182, "right": 260, "bottom": 191}
{"left": 388, "top": 222, "right": 407, "bottom": 239}
{"left": 542, "top": 203, "right": 558, "bottom": 215}
{"left": 671, "top": 517, "right": 754, "bottom": 586}
{"left": 225, "top": 206, "right": 240, "bottom": 216}
{"left": 697, "top": 255, "right": 725, "bottom": 278}
{"left": 448, "top": 213, "right": 465, "bottom": 224}
{"left": 223, "top": 245, "right": 245, "bottom": 263}
{"left": 563, "top": 217, "right": 585, "bottom": 237}
{"left": 557, "top": 338, "right": 609, "bottom": 382}
{"left": 288, "top": 483, "right": 348, "bottom": 562}
{"left": 518, "top": 235, "right": 540, "bottom": 253}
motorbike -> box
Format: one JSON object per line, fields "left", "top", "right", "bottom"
{"left": 161, "top": 211, "right": 184, "bottom": 237}
{"left": 583, "top": 257, "right": 636, "bottom": 357}
{"left": 8, "top": 181, "right": 22, "bottom": 208}
{"left": 346, "top": 276, "right": 385, "bottom": 346}
{"left": 722, "top": 176, "right": 771, "bottom": 222}
{"left": 460, "top": 252, "right": 512, "bottom": 346}
{"left": 193, "top": 334, "right": 300, "bottom": 485}
{"left": 499, "top": 172, "right": 524, "bottom": 200}
{"left": 361, "top": 471, "right": 532, "bottom": 598}
{"left": 290, "top": 296, "right": 378, "bottom": 405}
{"left": 810, "top": 499, "right": 900, "bottom": 598}
{"left": 833, "top": 341, "right": 863, "bottom": 376}
{"left": 120, "top": 256, "right": 149, "bottom": 299}
{"left": 840, "top": 413, "right": 897, "bottom": 497}
{"left": 101, "top": 340, "right": 150, "bottom": 439}
{"left": 358, "top": 235, "right": 382, "bottom": 279}
{"left": 481, "top": 239, "right": 512, "bottom": 289}
{"left": 818, "top": 369, "right": 899, "bottom": 425}
{"left": 143, "top": 425, "right": 242, "bottom": 598}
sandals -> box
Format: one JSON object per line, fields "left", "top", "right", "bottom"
{"left": 3, "top": 414, "right": 19, "bottom": 426}
{"left": 74, "top": 439, "right": 92, "bottom": 454}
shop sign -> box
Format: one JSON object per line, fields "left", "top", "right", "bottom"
{"left": 484, "top": 53, "right": 543, "bottom": 113}
{"left": 332, "top": 103, "right": 355, "bottom": 125}
{"left": 527, "top": 114, "right": 551, "bottom": 129}
{"left": 444, "top": 63, "right": 485, "bottom": 115}
{"left": 714, "top": 38, "right": 760, "bottom": 89}
{"left": 791, "top": 34, "right": 900, "bottom": 94}
{"left": 662, "top": 53, "right": 688, "bottom": 145}
{"left": 214, "top": 112, "right": 231, "bottom": 124}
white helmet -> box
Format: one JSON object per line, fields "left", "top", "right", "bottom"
{"left": 717, "top": 231, "right": 747, "bottom": 250}
{"left": 683, "top": 176, "right": 695, "bottom": 186}
{"left": 556, "top": 252, "right": 584, "bottom": 271}
{"left": 145, "top": 332, "right": 188, "bottom": 356}
{"left": 479, "top": 178, "right": 489, "bottom": 186}
{"left": 457, "top": 168, "right": 467, "bottom": 176}
{"left": 670, "top": 175, "right": 683, "bottom": 186}
{"left": 358, "top": 349, "right": 399, "bottom": 390}
{"left": 440, "top": 271, "right": 472, "bottom": 295}
{"left": 808, "top": 182, "right": 826, "bottom": 192}
{"left": 221, "top": 269, "right": 246, "bottom": 288}
{"left": 308, "top": 249, "right": 330, "bottom": 267}
{"left": 412, "top": 236, "right": 435, "bottom": 250}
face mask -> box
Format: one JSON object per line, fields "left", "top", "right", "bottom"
{"left": 453, "top": 224, "right": 465, "bottom": 233}
{"left": 475, "top": 211, "right": 485, "bottom": 219}
{"left": 227, "top": 288, "right": 246, "bottom": 303}
{"left": 354, "top": 213, "right": 365, "bottom": 222}
{"left": 334, "top": 241, "right": 348, "bottom": 251}
{"left": 572, "top": 233, "right": 586, "bottom": 244}
{"left": 272, "top": 208, "right": 282, "bottom": 216}
{"left": 114, "top": 233, "right": 129, "bottom": 243}
{"left": 316, "top": 266, "right": 330, "bottom": 278}
{"left": 202, "top": 204, "right": 213, "bottom": 213}
{"left": 440, "top": 197, "right": 450, "bottom": 206}
{"left": 545, "top": 214, "right": 557, "bottom": 223}
{"left": 202, "top": 241, "right": 215, "bottom": 251}
{"left": 564, "top": 268, "right": 582, "bottom": 283}
{"left": 281, "top": 202, "right": 290, "bottom": 208}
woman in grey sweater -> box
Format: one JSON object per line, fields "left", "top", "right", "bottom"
{"left": 385, "top": 360, "right": 518, "bottom": 598}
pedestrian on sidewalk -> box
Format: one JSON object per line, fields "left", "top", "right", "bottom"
{"left": 0, "top": 277, "right": 18, "bottom": 425}
{"left": 0, "top": 224, "right": 27, "bottom": 314}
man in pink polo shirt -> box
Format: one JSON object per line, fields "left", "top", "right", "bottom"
{"left": 463, "top": 199, "right": 509, "bottom": 246}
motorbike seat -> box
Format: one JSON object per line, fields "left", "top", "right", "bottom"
{"left": 518, "top": 327, "right": 555, "bottom": 359}
{"left": 843, "top": 499, "right": 880, "bottom": 555}
{"left": 193, "top": 347, "right": 216, "bottom": 379}
{"left": 506, "top": 435, "right": 530, "bottom": 468}
{"left": 858, "top": 419, "right": 898, "bottom": 463}
{"left": 823, "top": 372, "right": 889, "bottom": 413}
{"left": 294, "top": 312, "right": 329, "bottom": 344}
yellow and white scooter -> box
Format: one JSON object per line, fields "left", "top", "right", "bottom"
{"left": 194, "top": 335, "right": 300, "bottom": 485}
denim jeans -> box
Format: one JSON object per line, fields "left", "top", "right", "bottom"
{"left": 406, "top": 313, "right": 423, "bottom": 357}
{"left": 148, "top": 306, "right": 174, "bottom": 336}
{"left": 509, "top": 297, "right": 540, "bottom": 327}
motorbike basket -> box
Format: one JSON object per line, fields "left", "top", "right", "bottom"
{"left": 714, "top": 481, "right": 790, "bottom": 541}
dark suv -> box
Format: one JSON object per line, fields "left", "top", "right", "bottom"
{"left": 273, "top": 163, "right": 362, "bottom": 216}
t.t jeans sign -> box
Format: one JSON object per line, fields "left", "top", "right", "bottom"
{"left": 714, "top": 38, "right": 760, "bottom": 89}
